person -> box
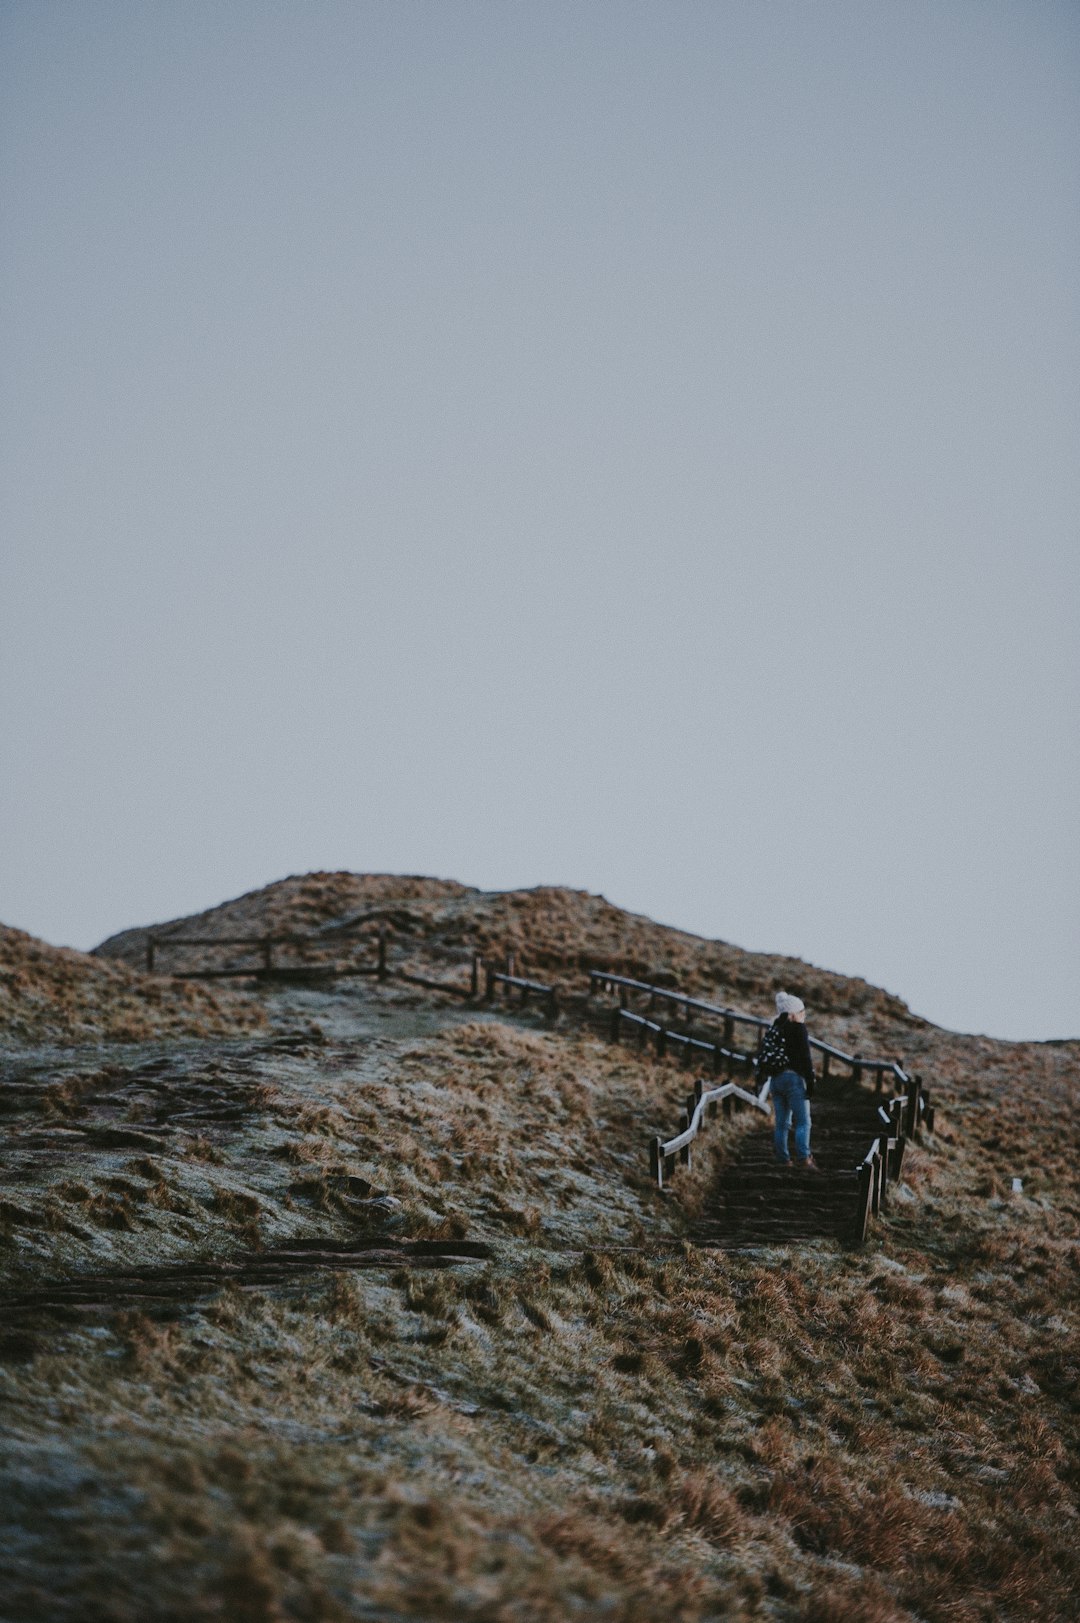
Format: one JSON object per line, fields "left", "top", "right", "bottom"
{"left": 763, "top": 990, "right": 818, "bottom": 1171}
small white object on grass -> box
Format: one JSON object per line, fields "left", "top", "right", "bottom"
{"left": 1011, "top": 1177, "right": 1023, "bottom": 1195}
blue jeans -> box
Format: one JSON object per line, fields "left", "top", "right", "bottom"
{"left": 771, "top": 1070, "right": 811, "bottom": 1162}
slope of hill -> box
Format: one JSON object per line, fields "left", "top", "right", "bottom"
{"left": 1, "top": 874, "right": 1077, "bottom": 1622}
{"left": 0, "top": 922, "right": 267, "bottom": 1045}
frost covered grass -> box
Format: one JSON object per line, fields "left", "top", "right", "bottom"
{"left": 0, "top": 923, "right": 266, "bottom": 1045}
{"left": 3, "top": 1228, "right": 1077, "bottom": 1620}
{"left": 2, "top": 876, "right": 1078, "bottom": 1620}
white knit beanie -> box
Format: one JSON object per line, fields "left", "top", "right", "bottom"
{"left": 775, "top": 991, "right": 805, "bottom": 1017}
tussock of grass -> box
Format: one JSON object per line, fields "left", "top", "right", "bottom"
{"left": 1, "top": 922, "right": 266, "bottom": 1044}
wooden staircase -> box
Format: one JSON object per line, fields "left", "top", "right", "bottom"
{"left": 590, "top": 970, "right": 932, "bottom": 1248}
{"left": 690, "top": 1083, "right": 888, "bottom": 1247}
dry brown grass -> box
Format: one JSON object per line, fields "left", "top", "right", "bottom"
{"left": 0, "top": 921, "right": 266, "bottom": 1044}
{"left": 1, "top": 875, "right": 1078, "bottom": 1621}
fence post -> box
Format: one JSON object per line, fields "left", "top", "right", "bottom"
{"left": 853, "top": 1055, "right": 863, "bottom": 1085}
{"left": 879, "top": 1134, "right": 892, "bottom": 1201}
{"left": 262, "top": 939, "right": 274, "bottom": 973}
{"left": 650, "top": 1137, "right": 663, "bottom": 1188}
{"left": 485, "top": 965, "right": 495, "bottom": 1002}
{"left": 889, "top": 1099, "right": 904, "bottom": 1176}
{"left": 146, "top": 937, "right": 155, "bottom": 973}
{"left": 855, "top": 1162, "right": 873, "bottom": 1245}
{"left": 822, "top": 1051, "right": 830, "bottom": 1081}
{"left": 470, "top": 953, "right": 481, "bottom": 998}
{"left": 906, "top": 1075, "right": 922, "bottom": 1136}
{"left": 506, "top": 951, "right": 516, "bottom": 978}
{"left": 678, "top": 1109, "right": 691, "bottom": 1167}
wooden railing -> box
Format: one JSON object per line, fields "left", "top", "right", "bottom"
{"left": 145, "top": 929, "right": 391, "bottom": 980}
{"left": 146, "top": 927, "right": 480, "bottom": 994}
{"left": 608, "top": 1004, "right": 758, "bottom": 1072}
{"left": 590, "top": 971, "right": 925, "bottom": 1101}
{"left": 146, "top": 932, "right": 558, "bottom": 1013}
{"left": 485, "top": 967, "right": 558, "bottom": 1016}
{"left": 649, "top": 1072, "right": 773, "bottom": 1188}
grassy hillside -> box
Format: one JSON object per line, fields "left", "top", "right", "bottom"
{"left": 2, "top": 875, "right": 1077, "bottom": 1621}
{"left": 0, "top": 922, "right": 267, "bottom": 1045}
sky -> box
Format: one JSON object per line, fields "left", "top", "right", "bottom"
{"left": 1, "top": 1, "right": 1077, "bottom": 1042}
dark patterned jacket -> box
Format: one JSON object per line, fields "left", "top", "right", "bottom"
{"left": 772, "top": 1014, "right": 816, "bottom": 1096}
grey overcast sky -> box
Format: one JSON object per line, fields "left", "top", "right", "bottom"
{"left": 1, "top": 2, "right": 1077, "bottom": 1041}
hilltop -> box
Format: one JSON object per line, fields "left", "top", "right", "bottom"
{"left": 1, "top": 874, "right": 1078, "bottom": 1622}
{"left": 94, "top": 869, "right": 920, "bottom": 1029}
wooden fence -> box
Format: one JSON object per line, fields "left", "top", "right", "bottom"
{"left": 146, "top": 932, "right": 558, "bottom": 1013}
{"left": 590, "top": 971, "right": 921, "bottom": 1098}
{"left": 145, "top": 929, "right": 392, "bottom": 980}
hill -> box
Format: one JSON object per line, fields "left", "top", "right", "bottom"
{"left": 1, "top": 874, "right": 1077, "bottom": 1622}
{"left": 94, "top": 869, "right": 919, "bottom": 1027}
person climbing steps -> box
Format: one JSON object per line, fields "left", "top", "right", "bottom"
{"left": 759, "top": 990, "right": 819, "bottom": 1170}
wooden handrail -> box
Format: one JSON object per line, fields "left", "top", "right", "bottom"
{"left": 484, "top": 968, "right": 557, "bottom": 1015}
{"left": 147, "top": 934, "right": 302, "bottom": 946}
{"left": 649, "top": 1074, "right": 774, "bottom": 1188}
{"left": 145, "top": 927, "right": 389, "bottom": 978}
{"left": 590, "top": 970, "right": 910, "bottom": 1084}
{"left": 611, "top": 1005, "right": 757, "bottom": 1069}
